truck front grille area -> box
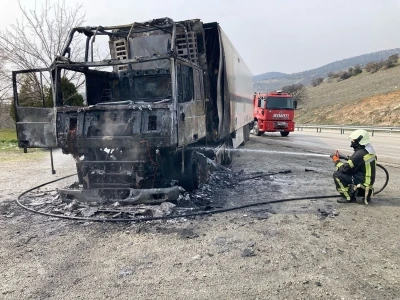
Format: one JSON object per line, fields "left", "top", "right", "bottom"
{"left": 274, "top": 121, "right": 288, "bottom": 129}
{"left": 76, "top": 160, "right": 160, "bottom": 189}
{"left": 57, "top": 108, "right": 173, "bottom": 150}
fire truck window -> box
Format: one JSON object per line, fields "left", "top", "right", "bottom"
{"left": 266, "top": 97, "right": 294, "bottom": 109}
{"left": 177, "top": 63, "right": 194, "bottom": 103}
{"left": 258, "top": 98, "right": 265, "bottom": 108}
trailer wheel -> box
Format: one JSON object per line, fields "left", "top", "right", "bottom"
{"left": 280, "top": 131, "right": 289, "bottom": 137}
{"left": 179, "top": 151, "right": 199, "bottom": 191}
{"left": 243, "top": 124, "right": 250, "bottom": 143}
{"left": 253, "top": 121, "right": 262, "bottom": 136}
{"left": 222, "top": 138, "right": 233, "bottom": 165}
{"left": 179, "top": 151, "right": 208, "bottom": 191}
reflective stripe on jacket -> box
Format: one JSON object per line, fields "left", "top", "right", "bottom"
{"left": 335, "top": 148, "right": 376, "bottom": 186}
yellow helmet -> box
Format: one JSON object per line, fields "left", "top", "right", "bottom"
{"left": 349, "top": 129, "right": 370, "bottom": 145}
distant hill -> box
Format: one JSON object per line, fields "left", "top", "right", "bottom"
{"left": 295, "top": 62, "right": 400, "bottom": 126}
{"left": 253, "top": 72, "right": 287, "bottom": 82}
{"left": 254, "top": 48, "right": 400, "bottom": 92}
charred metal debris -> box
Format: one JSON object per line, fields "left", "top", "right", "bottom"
{"left": 13, "top": 17, "right": 254, "bottom": 205}
{"left": 17, "top": 169, "right": 308, "bottom": 222}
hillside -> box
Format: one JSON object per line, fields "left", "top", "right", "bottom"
{"left": 295, "top": 64, "right": 400, "bottom": 126}
{"left": 253, "top": 72, "right": 287, "bottom": 82}
{"left": 254, "top": 48, "right": 400, "bottom": 92}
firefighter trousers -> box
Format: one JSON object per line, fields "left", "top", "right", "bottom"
{"left": 333, "top": 171, "right": 354, "bottom": 200}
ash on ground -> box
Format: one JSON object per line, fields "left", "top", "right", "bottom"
{"left": 20, "top": 169, "right": 289, "bottom": 221}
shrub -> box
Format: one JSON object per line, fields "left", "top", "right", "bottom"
{"left": 311, "top": 77, "right": 324, "bottom": 87}
{"left": 280, "top": 83, "right": 307, "bottom": 105}
{"left": 384, "top": 54, "right": 399, "bottom": 69}
{"left": 365, "top": 61, "right": 381, "bottom": 73}
{"left": 353, "top": 64, "right": 362, "bottom": 75}
{"left": 327, "top": 71, "right": 340, "bottom": 79}
{"left": 339, "top": 71, "right": 352, "bottom": 80}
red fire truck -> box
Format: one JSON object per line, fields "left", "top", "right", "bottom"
{"left": 252, "top": 91, "right": 296, "bottom": 137}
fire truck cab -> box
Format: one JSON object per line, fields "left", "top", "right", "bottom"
{"left": 252, "top": 91, "right": 296, "bottom": 137}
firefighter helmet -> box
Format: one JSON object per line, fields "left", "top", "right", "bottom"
{"left": 349, "top": 129, "right": 370, "bottom": 145}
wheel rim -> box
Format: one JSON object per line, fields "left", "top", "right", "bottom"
{"left": 254, "top": 122, "right": 259, "bottom": 135}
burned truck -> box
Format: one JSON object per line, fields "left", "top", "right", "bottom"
{"left": 12, "top": 18, "right": 253, "bottom": 204}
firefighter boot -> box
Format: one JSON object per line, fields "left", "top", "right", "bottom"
{"left": 364, "top": 187, "right": 373, "bottom": 205}
{"left": 337, "top": 197, "right": 356, "bottom": 203}
{"left": 337, "top": 185, "right": 356, "bottom": 203}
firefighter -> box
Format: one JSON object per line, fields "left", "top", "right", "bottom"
{"left": 331, "top": 129, "right": 376, "bottom": 203}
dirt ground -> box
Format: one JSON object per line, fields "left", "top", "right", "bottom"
{"left": 296, "top": 89, "right": 400, "bottom": 126}
{"left": 0, "top": 136, "right": 399, "bottom": 300}
{"left": 295, "top": 64, "right": 400, "bottom": 126}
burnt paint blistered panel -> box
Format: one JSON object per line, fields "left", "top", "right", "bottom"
{"left": 16, "top": 107, "right": 57, "bottom": 148}
{"left": 82, "top": 110, "right": 143, "bottom": 137}
{"left": 177, "top": 98, "right": 206, "bottom": 146}
{"left": 58, "top": 108, "right": 174, "bottom": 149}
{"left": 141, "top": 110, "right": 171, "bottom": 136}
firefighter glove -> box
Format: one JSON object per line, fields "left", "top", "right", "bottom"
{"left": 331, "top": 155, "right": 340, "bottom": 162}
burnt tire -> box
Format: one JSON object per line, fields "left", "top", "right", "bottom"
{"left": 179, "top": 151, "right": 208, "bottom": 191}
{"left": 253, "top": 121, "right": 262, "bottom": 136}
{"left": 222, "top": 138, "right": 233, "bottom": 166}
{"left": 179, "top": 151, "right": 198, "bottom": 191}
{"left": 280, "top": 131, "right": 289, "bottom": 137}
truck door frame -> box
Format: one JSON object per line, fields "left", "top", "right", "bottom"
{"left": 12, "top": 68, "right": 58, "bottom": 148}
{"left": 257, "top": 96, "right": 265, "bottom": 116}
{"left": 176, "top": 60, "right": 206, "bottom": 146}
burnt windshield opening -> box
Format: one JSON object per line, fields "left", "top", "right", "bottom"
{"left": 266, "top": 97, "right": 294, "bottom": 110}
{"left": 133, "top": 75, "right": 172, "bottom": 101}
{"left": 54, "top": 60, "right": 172, "bottom": 107}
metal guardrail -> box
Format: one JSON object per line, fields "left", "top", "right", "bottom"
{"left": 296, "top": 124, "right": 400, "bottom": 136}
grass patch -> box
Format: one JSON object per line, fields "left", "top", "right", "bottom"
{"left": 0, "top": 128, "right": 45, "bottom": 158}
{"left": 0, "top": 150, "right": 47, "bottom": 162}
{"left": 0, "top": 128, "right": 17, "bottom": 143}
{"left": 0, "top": 129, "right": 48, "bottom": 163}
{"left": 0, "top": 129, "right": 19, "bottom": 151}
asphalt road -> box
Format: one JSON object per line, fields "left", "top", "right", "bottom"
{"left": 257, "top": 129, "right": 400, "bottom": 167}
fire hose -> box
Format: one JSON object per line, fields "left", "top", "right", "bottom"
{"left": 16, "top": 161, "right": 389, "bottom": 222}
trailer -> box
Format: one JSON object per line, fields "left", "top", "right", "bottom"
{"left": 12, "top": 18, "right": 253, "bottom": 204}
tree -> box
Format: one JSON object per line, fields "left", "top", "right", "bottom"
{"left": 10, "top": 74, "right": 44, "bottom": 120}
{"left": 311, "top": 77, "right": 324, "bottom": 87}
{"left": 339, "top": 71, "right": 352, "bottom": 80}
{"left": 353, "top": 64, "right": 362, "bottom": 75}
{"left": 10, "top": 75, "right": 83, "bottom": 120}
{"left": 0, "top": 48, "right": 14, "bottom": 127}
{"left": 0, "top": 48, "right": 9, "bottom": 102}
{"left": 365, "top": 61, "right": 383, "bottom": 73}
{"left": 0, "top": 0, "right": 86, "bottom": 108}
{"left": 327, "top": 71, "right": 340, "bottom": 79}
{"left": 384, "top": 54, "right": 399, "bottom": 69}
{"left": 281, "top": 83, "right": 307, "bottom": 105}
{"left": 45, "top": 77, "right": 84, "bottom": 107}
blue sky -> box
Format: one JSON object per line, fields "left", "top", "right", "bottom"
{"left": 1, "top": 0, "right": 400, "bottom": 75}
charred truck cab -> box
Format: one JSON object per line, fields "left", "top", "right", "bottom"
{"left": 252, "top": 91, "right": 296, "bottom": 137}
{"left": 12, "top": 18, "right": 253, "bottom": 204}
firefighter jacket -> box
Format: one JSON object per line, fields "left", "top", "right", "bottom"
{"left": 334, "top": 146, "right": 376, "bottom": 187}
